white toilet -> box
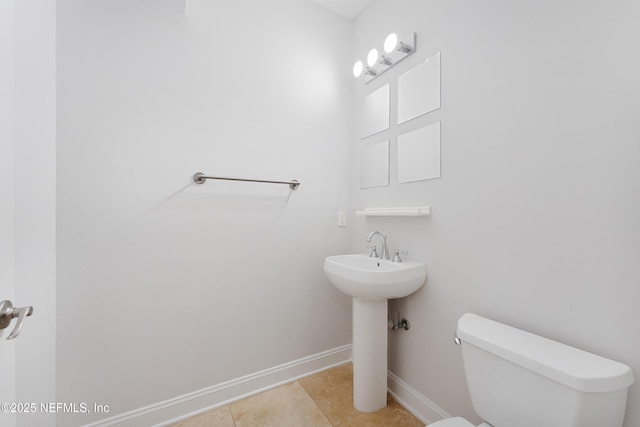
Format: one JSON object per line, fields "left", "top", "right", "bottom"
{"left": 430, "top": 313, "right": 634, "bottom": 427}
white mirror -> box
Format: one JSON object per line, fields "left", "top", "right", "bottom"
{"left": 361, "top": 84, "right": 390, "bottom": 138}
{"left": 397, "top": 122, "right": 440, "bottom": 183}
{"left": 360, "top": 140, "right": 390, "bottom": 189}
{"left": 398, "top": 52, "right": 441, "bottom": 124}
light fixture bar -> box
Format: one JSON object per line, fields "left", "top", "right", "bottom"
{"left": 363, "top": 32, "right": 416, "bottom": 84}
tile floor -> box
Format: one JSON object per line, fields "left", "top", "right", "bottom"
{"left": 170, "top": 363, "right": 424, "bottom": 427}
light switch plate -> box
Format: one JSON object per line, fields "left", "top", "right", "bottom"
{"left": 338, "top": 210, "right": 347, "bottom": 227}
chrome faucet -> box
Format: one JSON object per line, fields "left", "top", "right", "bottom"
{"left": 366, "top": 231, "right": 389, "bottom": 260}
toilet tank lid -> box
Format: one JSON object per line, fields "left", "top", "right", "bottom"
{"left": 457, "top": 313, "right": 634, "bottom": 393}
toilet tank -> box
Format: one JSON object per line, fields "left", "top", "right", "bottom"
{"left": 456, "top": 313, "right": 634, "bottom": 427}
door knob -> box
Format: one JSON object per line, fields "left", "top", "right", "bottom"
{"left": 0, "top": 300, "right": 34, "bottom": 340}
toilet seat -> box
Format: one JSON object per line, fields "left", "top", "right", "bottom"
{"left": 427, "top": 417, "right": 476, "bottom": 427}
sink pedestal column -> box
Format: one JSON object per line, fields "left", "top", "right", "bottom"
{"left": 352, "top": 298, "right": 387, "bottom": 412}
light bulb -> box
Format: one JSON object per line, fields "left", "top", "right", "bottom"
{"left": 384, "top": 33, "right": 398, "bottom": 53}
{"left": 353, "top": 60, "right": 364, "bottom": 77}
{"left": 367, "top": 48, "right": 379, "bottom": 67}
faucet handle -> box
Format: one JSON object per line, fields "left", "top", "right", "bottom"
{"left": 392, "top": 249, "right": 408, "bottom": 262}
{"left": 366, "top": 245, "right": 379, "bottom": 258}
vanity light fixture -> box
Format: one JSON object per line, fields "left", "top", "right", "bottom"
{"left": 384, "top": 32, "right": 414, "bottom": 54}
{"left": 353, "top": 60, "right": 364, "bottom": 77}
{"left": 379, "top": 55, "right": 393, "bottom": 66}
{"left": 354, "top": 60, "right": 379, "bottom": 78}
{"left": 384, "top": 33, "right": 399, "bottom": 53}
{"left": 364, "top": 67, "right": 378, "bottom": 77}
{"left": 354, "top": 32, "right": 416, "bottom": 84}
{"left": 367, "top": 48, "right": 379, "bottom": 67}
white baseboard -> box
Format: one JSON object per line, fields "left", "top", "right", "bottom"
{"left": 83, "top": 344, "right": 352, "bottom": 427}
{"left": 387, "top": 370, "right": 450, "bottom": 425}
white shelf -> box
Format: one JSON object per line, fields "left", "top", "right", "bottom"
{"left": 355, "top": 206, "right": 431, "bottom": 217}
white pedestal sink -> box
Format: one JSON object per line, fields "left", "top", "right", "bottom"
{"left": 323, "top": 254, "right": 427, "bottom": 412}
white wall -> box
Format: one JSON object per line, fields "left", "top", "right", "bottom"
{"left": 0, "top": 1, "right": 17, "bottom": 424}
{"left": 13, "top": 0, "right": 57, "bottom": 425}
{"left": 56, "top": 0, "right": 352, "bottom": 424}
{"left": 353, "top": 0, "right": 640, "bottom": 425}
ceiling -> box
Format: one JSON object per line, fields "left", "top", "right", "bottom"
{"left": 309, "top": 0, "right": 372, "bottom": 20}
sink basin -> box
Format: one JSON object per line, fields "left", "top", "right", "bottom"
{"left": 324, "top": 254, "right": 427, "bottom": 300}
